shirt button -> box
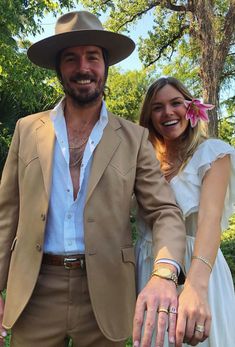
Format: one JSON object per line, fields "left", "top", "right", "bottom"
{"left": 67, "top": 214, "right": 72, "bottom": 219}
{"left": 91, "top": 141, "right": 94, "bottom": 145}
{"left": 68, "top": 241, "right": 72, "bottom": 246}
{"left": 67, "top": 189, "right": 70, "bottom": 192}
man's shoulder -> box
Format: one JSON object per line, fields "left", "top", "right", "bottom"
{"left": 19, "top": 109, "right": 52, "bottom": 125}
{"left": 108, "top": 111, "right": 145, "bottom": 134}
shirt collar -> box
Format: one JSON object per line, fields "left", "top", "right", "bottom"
{"left": 50, "top": 97, "right": 108, "bottom": 125}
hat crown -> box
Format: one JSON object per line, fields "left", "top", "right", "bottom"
{"left": 55, "top": 11, "right": 104, "bottom": 35}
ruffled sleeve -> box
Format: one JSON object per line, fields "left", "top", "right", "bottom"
{"left": 170, "top": 139, "right": 235, "bottom": 230}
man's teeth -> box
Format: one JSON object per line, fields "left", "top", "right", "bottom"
{"left": 163, "top": 120, "right": 178, "bottom": 126}
{"left": 76, "top": 80, "right": 91, "bottom": 84}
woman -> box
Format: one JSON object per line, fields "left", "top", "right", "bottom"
{"left": 135, "top": 77, "right": 235, "bottom": 346}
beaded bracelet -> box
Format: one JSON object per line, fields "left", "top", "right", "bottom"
{"left": 192, "top": 255, "right": 213, "bottom": 272}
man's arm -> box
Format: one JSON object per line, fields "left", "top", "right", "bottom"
{"left": 133, "top": 128, "right": 186, "bottom": 347}
{"left": 0, "top": 120, "right": 21, "bottom": 340}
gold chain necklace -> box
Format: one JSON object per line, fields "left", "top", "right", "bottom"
{"left": 69, "top": 135, "right": 89, "bottom": 150}
{"left": 69, "top": 137, "right": 89, "bottom": 168}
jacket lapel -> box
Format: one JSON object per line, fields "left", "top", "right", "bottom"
{"left": 85, "top": 113, "right": 121, "bottom": 204}
{"left": 36, "top": 113, "right": 55, "bottom": 198}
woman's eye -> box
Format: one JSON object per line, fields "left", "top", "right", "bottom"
{"left": 172, "top": 101, "right": 182, "bottom": 106}
{"left": 153, "top": 106, "right": 162, "bottom": 111}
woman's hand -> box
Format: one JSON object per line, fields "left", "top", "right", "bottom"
{"left": 175, "top": 280, "right": 211, "bottom": 346}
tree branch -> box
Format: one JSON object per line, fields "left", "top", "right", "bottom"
{"left": 115, "top": 3, "right": 161, "bottom": 31}
{"left": 115, "top": 1, "right": 190, "bottom": 31}
{"left": 145, "top": 24, "right": 189, "bottom": 66}
{"left": 164, "top": 0, "right": 188, "bottom": 11}
{"left": 221, "top": 70, "right": 235, "bottom": 79}
{"left": 216, "top": 2, "right": 235, "bottom": 69}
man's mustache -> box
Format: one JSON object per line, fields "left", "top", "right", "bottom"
{"left": 70, "top": 73, "right": 96, "bottom": 82}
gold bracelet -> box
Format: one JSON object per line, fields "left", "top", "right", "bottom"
{"left": 192, "top": 255, "right": 212, "bottom": 272}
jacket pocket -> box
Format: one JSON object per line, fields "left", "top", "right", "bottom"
{"left": 121, "top": 247, "right": 135, "bottom": 265}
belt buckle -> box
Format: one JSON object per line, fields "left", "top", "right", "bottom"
{"left": 63, "top": 257, "right": 85, "bottom": 269}
{"left": 64, "top": 257, "right": 77, "bottom": 269}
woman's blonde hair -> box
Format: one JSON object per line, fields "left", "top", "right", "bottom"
{"left": 139, "top": 77, "right": 208, "bottom": 169}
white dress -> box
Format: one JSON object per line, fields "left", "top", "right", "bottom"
{"left": 135, "top": 139, "right": 235, "bottom": 347}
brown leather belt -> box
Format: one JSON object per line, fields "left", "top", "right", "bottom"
{"left": 42, "top": 253, "right": 86, "bottom": 270}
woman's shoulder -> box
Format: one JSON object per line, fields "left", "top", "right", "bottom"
{"left": 187, "top": 138, "right": 235, "bottom": 170}
{"left": 171, "top": 138, "right": 235, "bottom": 219}
{"left": 197, "top": 138, "right": 234, "bottom": 152}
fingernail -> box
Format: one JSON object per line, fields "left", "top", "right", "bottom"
{"left": 1, "top": 331, "right": 7, "bottom": 337}
{"left": 133, "top": 341, "right": 139, "bottom": 347}
{"left": 170, "top": 337, "right": 175, "bottom": 343}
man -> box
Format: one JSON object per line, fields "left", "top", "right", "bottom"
{"left": 0, "top": 11, "right": 186, "bottom": 347}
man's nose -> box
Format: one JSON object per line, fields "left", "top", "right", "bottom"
{"left": 77, "top": 57, "right": 90, "bottom": 72}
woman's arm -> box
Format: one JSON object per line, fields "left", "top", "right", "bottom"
{"left": 175, "top": 155, "right": 231, "bottom": 347}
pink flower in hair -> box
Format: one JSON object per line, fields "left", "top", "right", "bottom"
{"left": 184, "top": 99, "right": 214, "bottom": 127}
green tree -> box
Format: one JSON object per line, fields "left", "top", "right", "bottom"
{"left": 219, "top": 118, "right": 235, "bottom": 146}
{"left": 0, "top": 1, "right": 76, "bottom": 171}
{"left": 106, "top": 66, "right": 154, "bottom": 122}
{"left": 80, "top": 0, "right": 235, "bottom": 137}
{"left": 221, "top": 215, "right": 235, "bottom": 284}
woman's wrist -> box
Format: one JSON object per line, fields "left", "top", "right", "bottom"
{"left": 186, "top": 267, "right": 210, "bottom": 291}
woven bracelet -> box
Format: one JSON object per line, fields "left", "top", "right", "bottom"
{"left": 192, "top": 255, "right": 213, "bottom": 272}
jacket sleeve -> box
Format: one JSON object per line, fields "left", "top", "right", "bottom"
{"left": 134, "top": 128, "right": 186, "bottom": 284}
{"left": 0, "top": 120, "right": 21, "bottom": 290}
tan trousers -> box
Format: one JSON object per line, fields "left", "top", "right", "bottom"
{"left": 11, "top": 264, "right": 126, "bottom": 347}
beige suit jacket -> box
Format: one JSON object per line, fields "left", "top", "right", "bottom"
{"left": 0, "top": 110, "right": 186, "bottom": 341}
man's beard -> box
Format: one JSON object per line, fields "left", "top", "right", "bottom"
{"left": 62, "top": 73, "right": 105, "bottom": 106}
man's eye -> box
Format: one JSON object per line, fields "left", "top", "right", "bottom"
{"left": 89, "top": 55, "right": 98, "bottom": 60}
{"left": 64, "top": 57, "right": 74, "bottom": 62}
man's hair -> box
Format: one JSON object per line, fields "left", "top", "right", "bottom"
{"left": 139, "top": 77, "right": 208, "bottom": 171}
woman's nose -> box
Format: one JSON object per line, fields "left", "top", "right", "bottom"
{"left": 165, "top": 104, "right": 174, "bottom": 115}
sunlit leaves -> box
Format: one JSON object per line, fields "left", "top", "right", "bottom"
{"left": 106, "top": 66, "right": 154, "bottom": 122}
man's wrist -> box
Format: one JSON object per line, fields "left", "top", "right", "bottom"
{"left": 152, "top": 266, "right": 178, "bottom": 286}
{"left": 154, "top": 259, "right": 179, "bottom": 273}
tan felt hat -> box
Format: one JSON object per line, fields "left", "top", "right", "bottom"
{"left": 27, "top": 11, "right": 135, "bottom": 69}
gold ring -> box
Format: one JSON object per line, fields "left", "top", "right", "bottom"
{"left": 195, "top": 324, "right": 205, "bottom": 333}
{"left": 157, "top": 307, "right": 169, "bottom": 314}
{"left": 169, "top": 306, "right": 177, "bottom": 314}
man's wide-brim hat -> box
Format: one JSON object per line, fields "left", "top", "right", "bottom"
{"left": 27, "top": 11, "right": 135, "bottom": 69}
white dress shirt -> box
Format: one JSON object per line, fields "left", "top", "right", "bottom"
{"left": 43, "top": 98, "right": 108, "bottom": 254}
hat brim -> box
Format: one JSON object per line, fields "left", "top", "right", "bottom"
{"left": 27, "top": 30, "right": 135, "bottom": 69}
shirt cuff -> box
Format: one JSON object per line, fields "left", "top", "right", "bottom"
{"left": 155, "top": 259, "right": 180, "bottom": 276}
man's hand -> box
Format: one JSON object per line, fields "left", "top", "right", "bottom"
{"left": 132, "top": 275, "right": 178, "bottom": 347}
{"left": 0, "top": 293, "right": 7, "bottom": 346}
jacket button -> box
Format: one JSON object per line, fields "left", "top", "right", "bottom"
{"left": 36, "top": 244, "right": 42, "bottom": 252}
{"left": 41, "top": 213, "right": 46, "bottom": 221}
